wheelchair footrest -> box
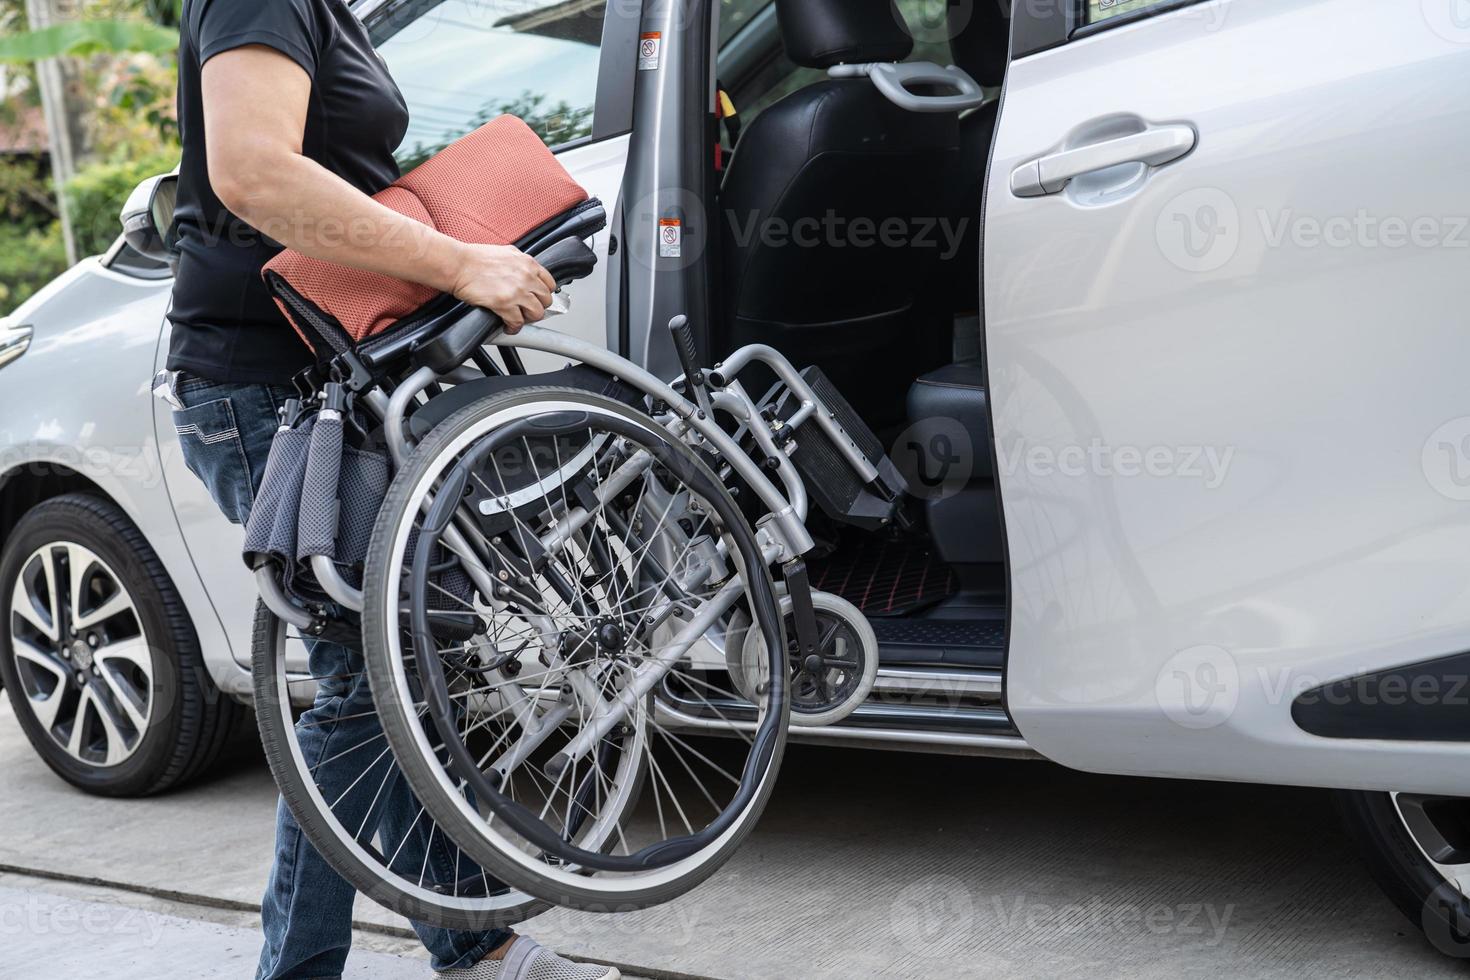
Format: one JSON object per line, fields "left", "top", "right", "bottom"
{"left": 767, "top": 365, "right": 907, "bottom": 531}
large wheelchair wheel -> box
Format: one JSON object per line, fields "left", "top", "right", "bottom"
{"left": 363, "top": 386, "right": 789, "bottom": 911}
{"left": 251, "top": 602, "right": 548, "bottom": 929}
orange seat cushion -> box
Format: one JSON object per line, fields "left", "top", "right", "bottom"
{"left": 263, "top": 115, "right": 589, "bottom": 350}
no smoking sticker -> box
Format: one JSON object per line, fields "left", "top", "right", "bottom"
{"left": 659, "top": 218, "right": 682, "bottom": 258}
{"left": 638, "top": 32, "right": 662, "bottom": 70}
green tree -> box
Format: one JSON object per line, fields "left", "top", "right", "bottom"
{"left": 396, "top": 91, "right": 595, "bottom": 171}
{"left": 0, "top": 0, "right": 179, "bottom": 307}
{"left": 0, "top": 5, "right": 177, "bottom": 62}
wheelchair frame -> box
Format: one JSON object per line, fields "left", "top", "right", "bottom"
{"left": 253, "top": 235, "right": 890, "bottom": 799}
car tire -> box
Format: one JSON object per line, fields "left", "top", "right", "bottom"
{"left": 0, "top": 493, "right": 245, "bottom": 797}
{"left": 1336, "top": 789, "right": 1470, "bottom": 959}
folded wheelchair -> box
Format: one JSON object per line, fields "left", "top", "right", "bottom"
{"left": 247, "top": 116, "right": 902, "bottom": 925}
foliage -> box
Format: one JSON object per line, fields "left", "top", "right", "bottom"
{"left": 0, "top": 18, "right": 179, "bottom": 62}
{"left": 97, "top": 54, "right": 179, "bottom": 147}
{"left": 0, "top": 0, "right": 180, "bottom": 310}
{"left": 63, "top": 145, "right": 177, "bottom": 257}
{"left": 396, "top": 91, "right": 594, "bottom": 171}
{"left": 0, "top": 155, "right": 57, "bottom": 222}
{"left": 1, "top": 0, "right": 182, "bottom": 144}
{"left": 0, "top": 221, "right": 66, "bottom": 314}
{"left": 0, "top": 151, "right": 65, "bottom": 314}
{"left": 140, "top": 0, "right": 181, "bottom": 28}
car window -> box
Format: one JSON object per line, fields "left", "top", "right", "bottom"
{"left": 1087, "top": 0, "right": 1170, "bottom": 24}
{"left": 722, "top": 0, "right": 957, "bottom": 122}
{"left": 369, "top": 0, "right": 607, "bottom": 169}
{"left": 719, "top": 0, "right": 772, "bottom": 46}
{"left": 105, "top": 240, "right": 173, "bottom": 280}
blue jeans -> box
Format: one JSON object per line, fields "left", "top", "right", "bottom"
{"left": 170, "top": 373, "right": 511, "bottom": 979}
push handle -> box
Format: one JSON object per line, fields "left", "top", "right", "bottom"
{"left": 669, "top": 314, "right": 702, "bottom": 377}
{"left": 668, "top": 314, "right": 713, "bottom": 417}
{"left": 1011, "top": 124, "right": 1197, "bottom": 198}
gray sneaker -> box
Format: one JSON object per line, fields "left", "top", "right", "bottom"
{"left": 435, "top": 937, "right": 621, "bottom": 980}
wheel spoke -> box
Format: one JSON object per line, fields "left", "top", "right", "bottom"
{"left": 1394, "top": 793, "right": 1470, "bottom": 902}
{"left": 645, "top": 741, "right": 695, "bottom": 837}
{"left": 88, "top": 688, "right": 132, "bottom": 766}
{"left": 16, "top": 639, "right": 68, "bottom": 730}
{"left": 94, "top": 637, "right": 152, "bottom": 674}
{"left": 73, "top": 591, "right": 132, "bottom": 632}
{"left": 97, "top": 669, "right": 149, "bottom": 732}
{"left": 12, "top": 552, "right": 59, "bottom": 642}
{"left": 12, "top": 635, "right": 67, "bottom": 684}
{"left": 66, "top": 688, "right": 94, "bottom": 758}
{"left": 649, "top": 719, "right": 743, "bottom": 789}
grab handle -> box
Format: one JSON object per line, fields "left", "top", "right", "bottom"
{"left": 829, "top": 62, "right": 988, "bottom": 113}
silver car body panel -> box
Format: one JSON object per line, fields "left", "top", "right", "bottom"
{"left": 985, "top": 0, "right": 1470, "bottom": 793}
{"left": 0, "top": 260, "right": 244, "bottom": 689}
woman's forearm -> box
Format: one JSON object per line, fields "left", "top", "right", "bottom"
{"left": 202, "top": 45, "right": 555, "bottom": 329}
{"left": 215, "top": 148, "right": 467, "bottom": 295}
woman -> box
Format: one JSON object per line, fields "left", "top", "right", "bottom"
{"left": 165, "top": 1, "right": 619, "bottom": 978}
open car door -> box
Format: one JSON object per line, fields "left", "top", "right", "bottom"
{"left": 984, "top": 0, "right": 1470, "bottom": 795}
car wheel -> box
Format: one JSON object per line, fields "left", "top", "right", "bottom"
{"left": 0, "top": 493, "right": 245, "bottom": 797}
{"left": 1337, "top": 790, "right": 1470, "bottom": 958}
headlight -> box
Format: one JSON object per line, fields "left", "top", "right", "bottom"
{"left": 0, "top": 318, "right": 34, "bottom": 370}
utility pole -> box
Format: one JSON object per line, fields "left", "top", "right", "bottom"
{"left": 25, "top": 0, "right": 81, "bottom": 266}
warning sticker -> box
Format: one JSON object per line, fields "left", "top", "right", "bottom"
{"left": 659, "top": 218, "right": 682, "bottom": 258}
{"left": 638, "top": 32, "right": 662, "bottom": 71}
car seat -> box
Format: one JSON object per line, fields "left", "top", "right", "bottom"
{"left": 715, "top": 0, "right": 965, "bottom": 429}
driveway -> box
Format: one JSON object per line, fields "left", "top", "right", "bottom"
{"left": 0, "top": 699, "right": 1456, "bottom": 978}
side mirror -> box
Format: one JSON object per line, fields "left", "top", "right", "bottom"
{"left": 120, "top": 172, "right": 180, "bottom": 263}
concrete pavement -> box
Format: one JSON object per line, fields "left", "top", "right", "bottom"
{"left": 0, "top": 875, "right": 431, "bottom": 979}
{"left": 0, "top": 698, "right": 1459, "bottom": 978}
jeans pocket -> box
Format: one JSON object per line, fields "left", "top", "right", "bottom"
{"left": 173, "top": 398, "right": 255, "bottom": 525}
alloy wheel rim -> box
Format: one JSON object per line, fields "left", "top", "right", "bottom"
{"left": 1392, "top": 792, "right": 1470, "bottom": 902}
{"left": 8, "top": 542, "right": 153, "bottom": 767}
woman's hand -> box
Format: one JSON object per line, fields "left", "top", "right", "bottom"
{"left": 451, "top": 244, "right": 558, "bottom": 333}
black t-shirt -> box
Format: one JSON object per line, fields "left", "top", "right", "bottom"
{"left": 167, "top": 0, "right": 410, "bottom": 384}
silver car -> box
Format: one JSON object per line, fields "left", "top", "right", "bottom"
{"left": 2, "top": 0, "right": 1467, "bottom": 954}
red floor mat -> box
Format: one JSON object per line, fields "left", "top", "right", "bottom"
{"left": 807, "top": 537, "right": 956, "bottom": 616}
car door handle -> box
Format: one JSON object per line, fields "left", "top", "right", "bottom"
{"left": 1011, "top": 124, "right": 1197, "bottom": 198}
{"left": 0, "top": 323, "right": 32, "bottom": 370}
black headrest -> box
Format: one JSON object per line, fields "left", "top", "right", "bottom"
{"left": 949, "top": 0, "right": 1010, "bottom": 87}
{"left": 776, "top": 0, "right": 914, "bottom": 70}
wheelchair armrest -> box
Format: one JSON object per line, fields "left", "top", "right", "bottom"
{"left": 413, "top": 307, "right": 502, "bottom": 376}
{"left": 538, "top": 236, "right": 598, "bottom": 287}
{"left": 410, "top": 238, "right": 599, "bottom": 375}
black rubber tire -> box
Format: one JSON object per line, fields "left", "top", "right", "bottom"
{"left": 251, "top": 601, "right": 548, "bottom": 930}
{"left": 0, "top": 493, "right": 245, "bottom": 797}
{"left": 1336, "top": 790, "right": 1470, "bottom": 958}
{"left": 363, "top": 386, "right": 790, "bottom": 912}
